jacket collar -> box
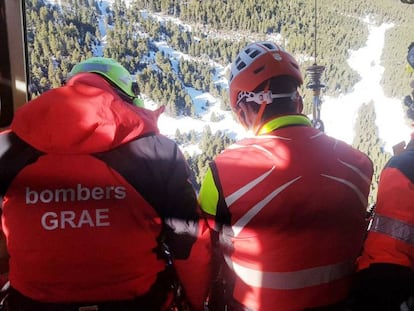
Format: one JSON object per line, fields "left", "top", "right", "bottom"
{"left": 257, "top": 114, "right": 312, "bottom": 135}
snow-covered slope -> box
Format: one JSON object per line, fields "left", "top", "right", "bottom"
{"left": 48, "top": 0, "right": 414, "bottom": 154}
{"left": 322, "top": 19, "right": 412, "bottom": 152}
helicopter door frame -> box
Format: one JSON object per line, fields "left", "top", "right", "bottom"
{"left": 0, "top": 1, "right": 28, "bottom": 127}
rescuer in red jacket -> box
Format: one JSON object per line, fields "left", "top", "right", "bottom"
{"left": 0, "top": 57, "right": 210, "bottom": 311}
{"left": 352, "top": 52, "right": 414, "bottom": 310}
{"left": 198, "top": 41, "right": 374, "bottom": 311}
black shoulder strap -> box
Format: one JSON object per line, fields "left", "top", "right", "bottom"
{"left": 0, "top": 132, "right": 43, "bottom": 196}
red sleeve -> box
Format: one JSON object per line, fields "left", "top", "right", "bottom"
{"left": 174, "top": 215, "right": 211, "bottom": 311}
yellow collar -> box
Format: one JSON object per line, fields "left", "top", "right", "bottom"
{"left": 257, "top": 115, "right": 312, "bottom": 135}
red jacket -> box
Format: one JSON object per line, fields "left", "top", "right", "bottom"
{"left": 0, "top": 73, "right": 210, "bottom": 309}
{"left": 358, "top": 137, "right": 414, "bottom": 271}
{"left": 199, "top": 115, "right": 373, "bottom": 311}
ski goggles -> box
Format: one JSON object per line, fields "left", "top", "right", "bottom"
{"left": 236, "top": 90, "right": 297, "bottom": 106}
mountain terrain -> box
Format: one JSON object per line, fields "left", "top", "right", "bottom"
{"left": 26, "top": 0, "right": 414, "bottom": 204}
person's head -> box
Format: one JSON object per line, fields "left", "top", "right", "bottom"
{"left": 229, "top": 41, "right": 303, "bottom": 133}
{"left": 68, "top": 57, "right": 144, "bottom": 107}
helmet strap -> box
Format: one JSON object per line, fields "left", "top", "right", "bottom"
{"left": 252, "top": 80, "right": 270, "bottom": 134}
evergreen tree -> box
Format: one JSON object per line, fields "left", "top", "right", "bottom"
{"left": 353, "top": 102, "right": 391, "bottom": 206}
{"left": 23, "top": 0, "right": 414, "bottom": 195}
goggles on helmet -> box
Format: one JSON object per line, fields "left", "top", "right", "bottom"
{"left": 236, "top": 90, "right": 297, "bottom": 106}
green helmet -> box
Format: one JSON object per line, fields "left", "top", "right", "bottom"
{"left": 68, "top": 57, "right": 144, "bottom": 107}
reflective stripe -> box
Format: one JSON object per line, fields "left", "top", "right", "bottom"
{"left": 228, "top": 141, "right": 287, "bottom": 155}
{"left": 370, "top": 214, "right": 414, "bottom": 246}
{"left": 225, "top": 166, "right": 276, "bottom": 207}
{"left": 231, "top": 176, "right": 302, "bottom": 237}
{"left": 321, "top": 174, "right": 368, "bottom": 207}
{"left": 338, "top": 159, "right": 372, "bottom": 185}
{"left": 225, "top": 255, "right": 354, "bottom": 290}
{"left": 310, "top": 131, "right": 324, "bottom": 139}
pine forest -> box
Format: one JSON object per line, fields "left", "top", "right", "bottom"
{"left": 23, "top": 0, "right": 414, "bottom": 205}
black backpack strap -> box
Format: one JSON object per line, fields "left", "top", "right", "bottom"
{"left": 154, "top": 225, "right": 191, "bottom": 311}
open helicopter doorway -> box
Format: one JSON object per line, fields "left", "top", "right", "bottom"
{"left": 0, "top": 1, "right": 28, "bottom": 128}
